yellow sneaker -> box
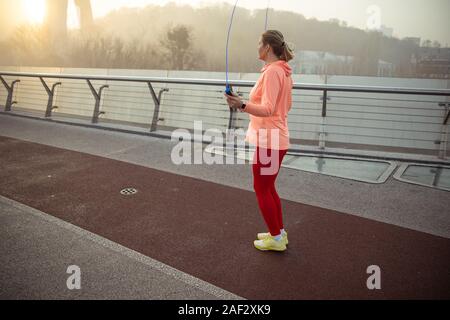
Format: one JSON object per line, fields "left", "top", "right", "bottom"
{"left": 257, "top": 231, "right": 288, "bottom": 245}
{"left": 254, "top": 235, "right": 287, "bottom": 251}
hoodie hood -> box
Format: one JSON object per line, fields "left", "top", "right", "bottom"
{"left": 261, "top": 60, "right": 292, "bottom": 77}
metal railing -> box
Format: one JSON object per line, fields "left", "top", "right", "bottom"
{"left": 1, "top": 71, "right": 450, "bottom": 160}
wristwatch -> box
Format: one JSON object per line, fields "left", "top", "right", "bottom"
{"left": 240, "top": 102, "right": 247, "bottom": 110}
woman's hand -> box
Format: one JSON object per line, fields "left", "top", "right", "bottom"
{"left": 224, "top": 93, "right": 244, "bottom": 110}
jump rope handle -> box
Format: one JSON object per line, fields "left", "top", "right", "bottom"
{"left": 225, "top": 84, "right": 239, "bottom": 98}
{"left": 225, "top": 84, "right": 234, "bottom": 96}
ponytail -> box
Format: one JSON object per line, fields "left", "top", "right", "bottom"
{"left": 281, "top": 42, "right": 295, "bottom": 62}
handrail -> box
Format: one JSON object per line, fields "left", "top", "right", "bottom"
{"left": 1, "top": 70, "right": 449, "bottom": 160}
{"left": 1, "top": 71, "right": 450, "bottom": 96}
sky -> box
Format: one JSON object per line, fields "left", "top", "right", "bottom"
{"left": 5, "top": 0, "right": 450, "bottom": 45}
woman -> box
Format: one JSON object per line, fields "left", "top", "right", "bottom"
{"left": 224, "top": 30, "right": 294, "bottom": 252}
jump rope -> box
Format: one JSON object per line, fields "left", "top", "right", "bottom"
{"left": 225, "top": 0, "right": 271, "bottom": 96}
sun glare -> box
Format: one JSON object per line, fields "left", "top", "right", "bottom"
{"left": 21, "top": 0, "right": 46, "bottom": 24}
{"left": 67, "top": 0, "right": 81, "bottom": 29}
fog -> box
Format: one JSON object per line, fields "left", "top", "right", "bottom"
{"left": 0, "top": 1, "right": 448, "bottom": 78}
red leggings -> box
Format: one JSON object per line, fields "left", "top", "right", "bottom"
{"left": 252, "top": 146, "right": 288, "bottom": 236}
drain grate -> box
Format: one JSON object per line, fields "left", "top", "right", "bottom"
{"left": 120, "top": 188, "right": 138, "bottom": 195}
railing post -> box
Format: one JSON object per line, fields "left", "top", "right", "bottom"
{"left": 227, "top": 107, "right": 236, "bottom": 131}
{"left": 87, "top": 79, "right": 108, "bottom": 124}
{"left": 318, "top": 89, "right": 329, "bottom": 149}
{"left": 438, "top": 102, "right": 450, "bottom": 159}
{"left": 40, "top": 77, "right": 61, "bottom": 118}
{"left": 321, "top": 89, "right": 328, "bottom": 117}
{"left": 226, "top": 89, "right": 241, "bottom": 143}
{"left": 147, "top": 82, "right": 169, "bottom": 132}
{"left": 0, "top": 76, "right": 20, "bottom": 112}
{"left": 442, "top": 103, "right": 450, "bottom": 126}
{"left": 226, "top": 108, "right": 237, "bottom": 144}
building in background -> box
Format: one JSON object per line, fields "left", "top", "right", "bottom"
{"left": 404, "top": 37, "right": 422, "bottom": 47}
{"left": 413, "top": 47, "right": 450, "bottom": 79}
{"left": 380, "top": 24, "right": 394, "bottom": 38}
{"left": 291, "top": 50, "right": 355, "bottom": 75}
{"left": 290, "top": 50, "right": 395, "bottom": 77}
{"left": 290, "top": 50, "right": 397, "bottom": 77}
{"left": 45, "top": 0, "right": 93, "bottom": 43}
{"left": 377, "top": 60, "right": 395, "bottom": 77}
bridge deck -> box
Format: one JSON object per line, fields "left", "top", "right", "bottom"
{"left": 1, "top": 115, "right": 449, "bottom": 299}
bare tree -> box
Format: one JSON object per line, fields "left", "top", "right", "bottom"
{"left": 159, "top": 24, "right": 193, "bottom": 70}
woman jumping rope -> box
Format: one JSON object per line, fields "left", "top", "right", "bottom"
{"left": 224, "top": 30, "right": 294, "bottom": 252}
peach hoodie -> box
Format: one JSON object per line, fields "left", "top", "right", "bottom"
{"left": 243, "top": 60, "right": 293, "bottom": 150}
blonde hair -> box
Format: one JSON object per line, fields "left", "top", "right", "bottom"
{"left": 261, "top": 30, "right": 295, "bottom": 62}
